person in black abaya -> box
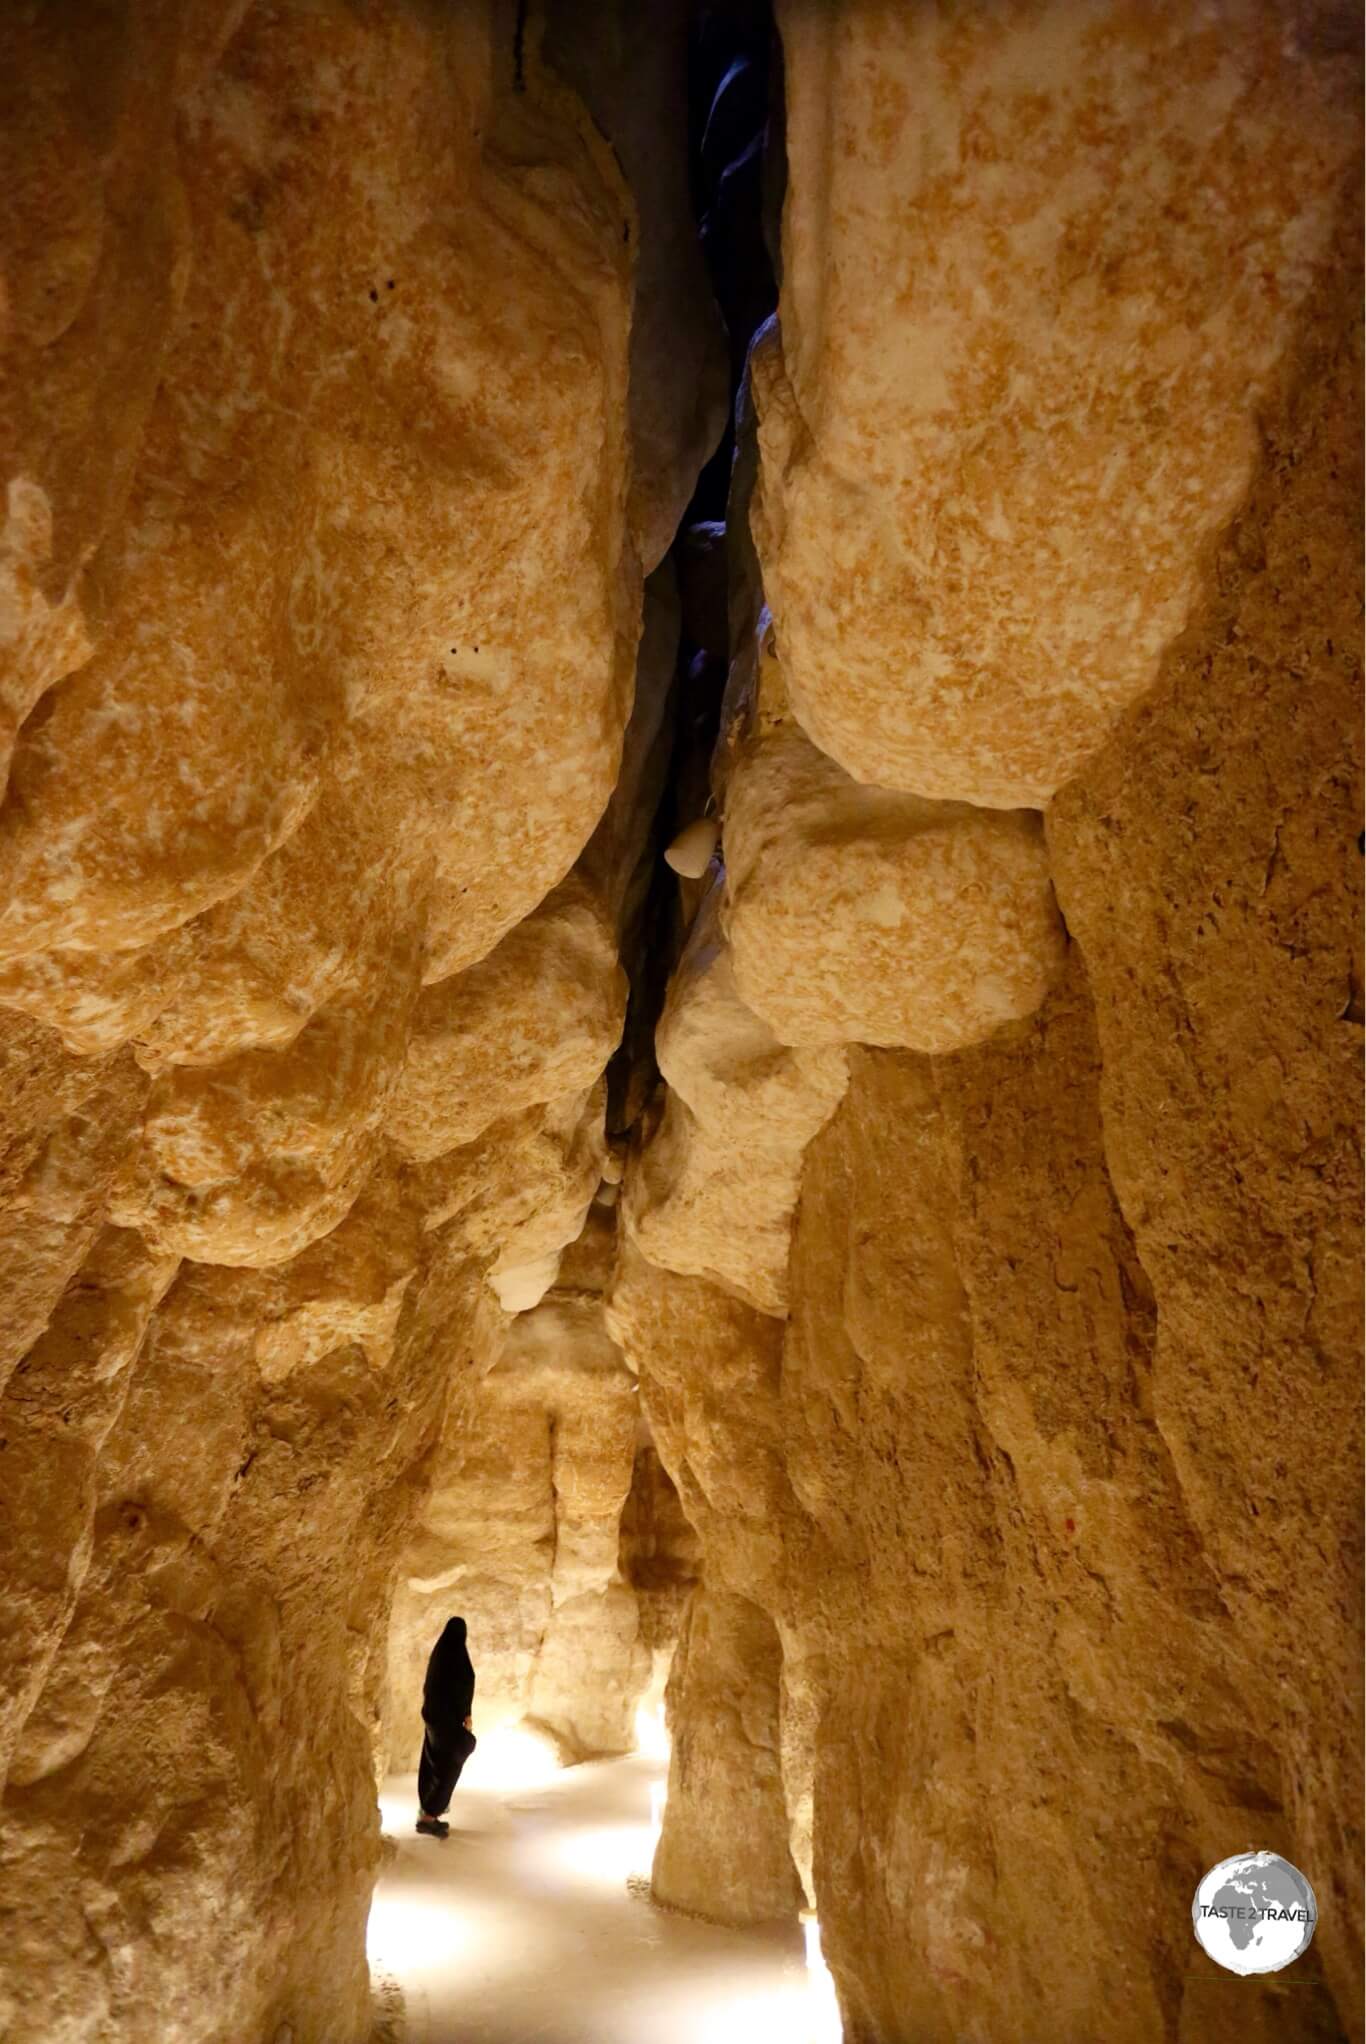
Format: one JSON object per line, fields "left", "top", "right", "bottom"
{"left": 415, "top": 1616, "right": 477, "bottom": 1838}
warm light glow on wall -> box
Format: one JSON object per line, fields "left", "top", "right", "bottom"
{"left": 634, "top": 1699, "right": 671, "bottom": 1762}
{"left": 801, "top": 1911, "right": 843, "bottom": 2043}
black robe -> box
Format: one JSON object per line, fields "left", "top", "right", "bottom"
{"left": 417, "top": 1617, "right": 476, "bottom": 1816}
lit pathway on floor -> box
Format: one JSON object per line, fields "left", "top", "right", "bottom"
{"left": 370, "top": 1743, "right": 841, "bottom": 2044}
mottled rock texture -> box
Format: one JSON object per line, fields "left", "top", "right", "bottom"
{"left": 0, "top": 2, "right": 692, "bottom": 2038}
{"left": 623, "top": 884, "right": 846, "bottom": 1314}
{"left": 618, "top": 4, "right": 1363, "bottom": 2041}
{"left": 651, "top": 1584, "right": 802, "bottom": 1925}
{"left": 2, "top": 2, "right": 1362, "bottom": 2042}
{"left": 721, "top": 609, "right": 1065, "bottom": 1053}
{"left": 758, "top": 0, "right": 1360, "bottom": 807}
{"left": 1047, "top": 190, "right": 1365, "bottom": 2029}
{"left": 607, "top": 1245, "right": 806, "bottom": 1923}
{"left": 382, "top": 1202, "right": 663, "bottom": 1768}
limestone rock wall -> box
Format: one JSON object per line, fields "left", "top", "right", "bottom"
{"left": 617, "top": 1438, "right": 703, "bottom": 1713}
{"left": 0, "top": 3, "right": 708, "bottom": 2038}
{"left": 3, "top": 3, "right": 1362, "bottom": 2040}
{"left": 606, "top": 1244, "right": 807, "bottom": 1924}
{"left": 1046, "top": 194, "right": 1365, "bottom": 2023}
{"left": 651, "top": 1584, "right": 802, "bottom": 1924}
{"left": 762, "top": 0, "right": 1358, "bottom": 810}
{"left": 617, "top": 4, "right": 1362, "bottom": 2039}
{"left": 382, "top": 1201, "right": 672, "bottom": 1769}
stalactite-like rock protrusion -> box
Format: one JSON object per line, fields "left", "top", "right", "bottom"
{"left": 382, "top": 1201, "right": 654, "bottom": 1766}
{"left": 651, "top": 1585, "right": 802, "bottom": 1925}
{"left": 623, "top": 884, "right": 846, "bottom": 1314}
{"left": 607, "top": 1239, "right": 805, "bottom": 1924}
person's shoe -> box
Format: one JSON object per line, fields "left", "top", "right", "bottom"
{"left": 415, "top": 1816, "right": 450, "bottom": 1839}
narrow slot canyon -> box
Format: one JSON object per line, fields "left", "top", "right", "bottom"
{"left": 0, "top": 5, "right": 1361, "bottom": 2043}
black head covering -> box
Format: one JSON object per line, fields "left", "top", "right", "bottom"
{"left": 423, "top": 1616, "right": 475, "bottom": 1728}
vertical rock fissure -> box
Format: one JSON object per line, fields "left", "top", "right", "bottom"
{"left": 606, "top": 0, "right": 783, "bottom": 1146}
{"left": 607, "top": 12, "right": 1363, "bottom": 2043}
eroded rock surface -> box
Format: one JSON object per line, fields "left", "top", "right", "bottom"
{"left": 721, "top": 615, "right": 1065, "bottom": 1052}
{"left": 382, "top": 1203, "right": 662, "bottom": 1767}
{"left": 1047, "top": 194, "right": 1365, "bottom": 2027}
{"left": 2, "top": 4, "right": 1361, "bottom": 2043}
{"left": 0, "top": 4, "right": 662, "bottom": 2039}
{"left": 757, "top": 0, "right": 1360, "bottom": 808}
{"left": 651, "top": 1585, "right": 802, "bottom": 1925}
{"left": 623, "top": 885, "right": 846, "bottom": 1313}
{"left": 617, "top": 8, "right": 1362, "bottom": 2042}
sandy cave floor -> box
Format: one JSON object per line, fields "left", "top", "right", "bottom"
{"left": 369, "top": 1754, "right": 840, "bottom": 2043}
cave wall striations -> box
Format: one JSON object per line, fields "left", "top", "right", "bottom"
{"left": 0, "top": 3, "right": 718, "bottom": 2040}
{"left": 613, "top": 3, "right": 1363, "bottom": 2039}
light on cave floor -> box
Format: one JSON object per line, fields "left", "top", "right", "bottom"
{"left": 377, "top": 1784, "right": 412, "bottom": 1837}
{"left": 667, "top": 1980, "right": 831, "bottom": 2044}
{"left": 377, "top": 1723, "right": 563, "bottom": 1828}
{"left": 803, "top": 1912, "right": 844, "bottom": 2044}
{"left": 371, "top": 1758, "right": 842, "bottom": 2042}
{"left": 544, "top": 1818, "right": 657, "bottom": 1890}
{"left": 366, "top": 1885, "right": 476, "bottom": 1980}
{"left": 461, "top": 1719, "right": 563, "bottom": 1792}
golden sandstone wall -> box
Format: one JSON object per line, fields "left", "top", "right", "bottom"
{"left": 612, "top": 6, "right": 1363, "bottom": 2044}
{"left": 0, "top": 4, "right": 713, "bottom": 2039}
{"left": 1, "top": 3, "right": 1362, "bottom": 2043}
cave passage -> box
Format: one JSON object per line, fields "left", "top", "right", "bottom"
{"left": 0, "top": 4, "right": 1360, "bottom": 2044}
{"left": 368, "top": 1751, "right": 838, "bottom": 2044}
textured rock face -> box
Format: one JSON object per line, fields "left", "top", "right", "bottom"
{"left": 758, "top": 0, "right": 1359, "bottom": 807}
{"left": 651, "top": 1586, "right": 802, "bottom": 1925}
{"left": 382, "top": 1203, "right": 660, "bottom": 1768}
{"left": 2, "top": 3, "right": 1361, "bottom": 2042}
{"left": 1047, "top": 200, "right": 1364, "bottom": 2025}
{"left": 607, "top": 1246, "right": 806, "bottom": 1923}
{"left": 780, "top": 1011, "right": 1304, "bottom": 2044}
{"left": 385, "top": 880, "right": 627, "bottom": 1164}
{"left": 615, "top": 6, "right": 1362, "bottom": 2041}
{"left": 721, "top": 618, "right": 1065, "bottom": 1052}
{"left": 0, "top": 3, "right": 686, "bottom": 2039}
{"left": 617, "top": 1439, "right": 702, "bottom": 1708}
{"left": 623, "top": 885, "right": 847, "bottom": 1313}
{"left": 608, "top": 1243, "right": 792, "bottom": 1616}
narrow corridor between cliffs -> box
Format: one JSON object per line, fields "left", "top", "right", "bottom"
{"left": 367, "top": 7, "right": 808, "bottom": 2035}
{"left": 0, "top": 5, "right": 1359, "bottom": 2044}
